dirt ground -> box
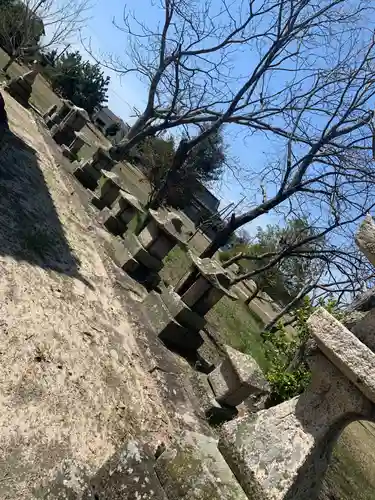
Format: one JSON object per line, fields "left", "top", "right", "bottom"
{"left": 0, "top": 92, "right": 197, "bottom": 499}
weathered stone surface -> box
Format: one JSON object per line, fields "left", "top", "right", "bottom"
{"left": 160, "top": 286, "right": 207, "bottom": 332}
{"left": 5, "top": 72, "right": 36, "bottom": 107}
{"left": 74, "top": 161, "right": 102, "bottom": 190}
{"left": 143, "top": 291, "right": 203, "bottom": 350}
{"left": 219, "top": 352, "right": 373, "bottom": 500}
{"left": 155, "top": 431, "right": 249, "bottom": 500}
{"left": 208, "top": 345, "right": 269, "bottom": 406}
{"left": 307, "top": 307, "right": 375, "bottom": 403}
{"left": 355, "top": 213, "right": 375, "bottom": 266}
{"left": 91, "top": 171, "right": 121, "bottom": 210}
{"left": 82, "top": 440, "right": 168, "bottom": 500}
{"left": 177, "top": 252, "right": 237, "bottom": 315}
{"left": 344, "top": 307, "right": 375, "bottom": 353}
{"left": 188, "top": 371, "right": 238, "bottom": 425}
{"left": 111, "top": 236, "right": 139, "bottom": 272}
{"left": 42, "top": 104, "right": 58, "bottom": 121}
{"left": 124, "top": 232, "right": 163, "bottom": 272}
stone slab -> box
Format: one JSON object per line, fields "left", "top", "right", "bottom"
{"left": 307, "top": 307, "right": 375, "bottom": 404}
{"left": 82, "top": 440, "right": 168, "bottom": 500}
{"left": 219, "top": 352, "right": 373, "bottom": 500}
{"left": 208, "top": 345, "right": 269, "bottom": 406}
{"left": 155, "top": 431, "right": 248, "bottom": 500}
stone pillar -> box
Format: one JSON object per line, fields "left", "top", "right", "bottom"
{"left": 42, "top": 103, "right": 57, "bottom": 121}
{"left": 111, "top": 209, "right": 187, "bottom": 289}
{"left": 218, "top": 308, "right": 375, "bottom": 500}
{"left": 74, "top": 147, "right": 116, "bottom": 191}
{"left": 51, "top": 106, "right": 89, "bottom": 147}
{"left": 4, "top": 68, "right": 39, "bottom": 108}
{"left": 61, "top": 131, "right": 87, "bottom": 161}
{"left": 175, "top": 252, "right": 238, "bottom": 315}
{"left": 91, "top": 171, "right": 122, "bottom": 210}
{"left": 98, "top": 190, "right": 144, "bottom": 236}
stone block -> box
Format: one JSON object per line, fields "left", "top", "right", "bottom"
{"left": 219, "top": 351, "right": 373, "bottom": 500}
{"left": 307, "top": 307, "right": 375, "bottom": 404}
{"left": 91, "top": 171, "right": 121, "bottom": 210}
{"left": 5, "top": 76, "right": 33, "bottom": 107}
{"left": 124, "top": 232, "right": 163, "bottom": 272}
{"left": 111, "top": 237, "right": 139, "bottom": 273}
{"left": 82, "top": 440, "right": 168, "bottom": 500}
{"left": 355, "top": 213, "right": 375, "bottom": 266}
{"left": 208, "top": 345, "right": 269, "bottom": 406}
{"left": 138, "top": 217, "right": 159, "bottom": 248}
{"left": 155, "top": 431, "right": 248, "bottom": 500}
{"left": 144, "top": 291, "right": 203, "bottom": 351}
{"left": 69, "top": 132, "right": 85, "bottom": 155}
{"left": 347, "top": 307, "right": 375, "bottom": 353}
{"left": 73, "top": 161, "right": 102, "bottom": 191}
{"left": 189, "top": 372, "right": 237, "bottom": 425}
{"left": 43, "top": 104, "right": 57, "bottom": 121}
{"left": 161, "top": 286, "right": 206, "bottom": 332}
{"left": 96, "top": 207, "right": 124, "bottom": 236}
{"left": 61, "top": 144, "right": 76, "bottom": 161}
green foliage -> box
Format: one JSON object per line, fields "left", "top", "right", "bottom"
{"left": 263, "top": 296, "right": 342, "bottom": 405}
{"left": 49, "top": 51, "right": 110, "bottom": 114}
{"left": 220, "top": 218, "right": 324, "bottom": 305}
{"left": 44, "top": 49, "right": 58, "bottom": 67}
{"left": 134, "top": 128, "right": 225, "bottom": 210}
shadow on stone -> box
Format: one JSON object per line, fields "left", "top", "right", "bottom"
{"left": 0, "top": 130, "right": 89, "bottom": 285}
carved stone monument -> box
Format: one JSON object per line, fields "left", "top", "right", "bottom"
{"left": 5, "top": 67, "right": 39, "bottom": 107}
{"left": 98, "top": 189, "right": 144, "bottom": 236}
{"left": 74, "top": 147, "right": 116, "bottom": 190}
{"left": 112, "top": 209, "right": 187, "bottom": 289}
{"left": 144, "top": 251, "right": 237, "bottom": 351}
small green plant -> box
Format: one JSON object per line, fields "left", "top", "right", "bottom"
{"left": 263, "top": 296, "right": 342, "bottom": 405}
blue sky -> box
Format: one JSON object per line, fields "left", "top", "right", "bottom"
{"left": 74, "top": 0, "right": 278, "bottom": 233}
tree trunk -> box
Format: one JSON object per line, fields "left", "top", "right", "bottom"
{"left": 286, "top": 339, "right": 307, "bottom": 372}
{"left": 245, "top": 283, "right": 260, "bottom": 305}
{"left": 3, "top": 55, "right": 16, "bottom": 73}
{"left": 200, "top": 216, "right": 238, "bottom": 258}
{"left": 108, "top": 114, "right": 153, "bottom": 161}
{"left": 263, "top": 283, "right": 315, "bottom": 333}
{"left": 146, "top": 139, "right": 190, "bottom": 210}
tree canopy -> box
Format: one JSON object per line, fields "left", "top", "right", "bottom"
{"left": 49, "top": 51, "right": 110, "bottom": 114}
{"left": 221, "top": 218, "right": 324, "bottom": 306}
{"left": 142, "top": 128, "right": 225, "bottom": 209}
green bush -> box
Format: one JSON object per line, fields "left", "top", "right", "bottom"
{"left": 263, "top": 297, "right": 342, "bottom": 405}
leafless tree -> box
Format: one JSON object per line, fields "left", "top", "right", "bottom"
{"left": 88, "top": 0, "right": 272, "bottom": 160}
{"left": 0, "top": 0, "right": 91, "bottom": 72}
{"left": 131, "top": 0, "right": 375, "bottom": 253}
{"left": 227, "top": 210, "right": 375, "bottom": 329}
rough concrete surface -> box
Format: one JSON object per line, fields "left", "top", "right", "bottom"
{"left": 0, "top": 93, "right": 177, "bottom": 499}
{"left": 155, "top": 431, "right": 248, "bottom": 500}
